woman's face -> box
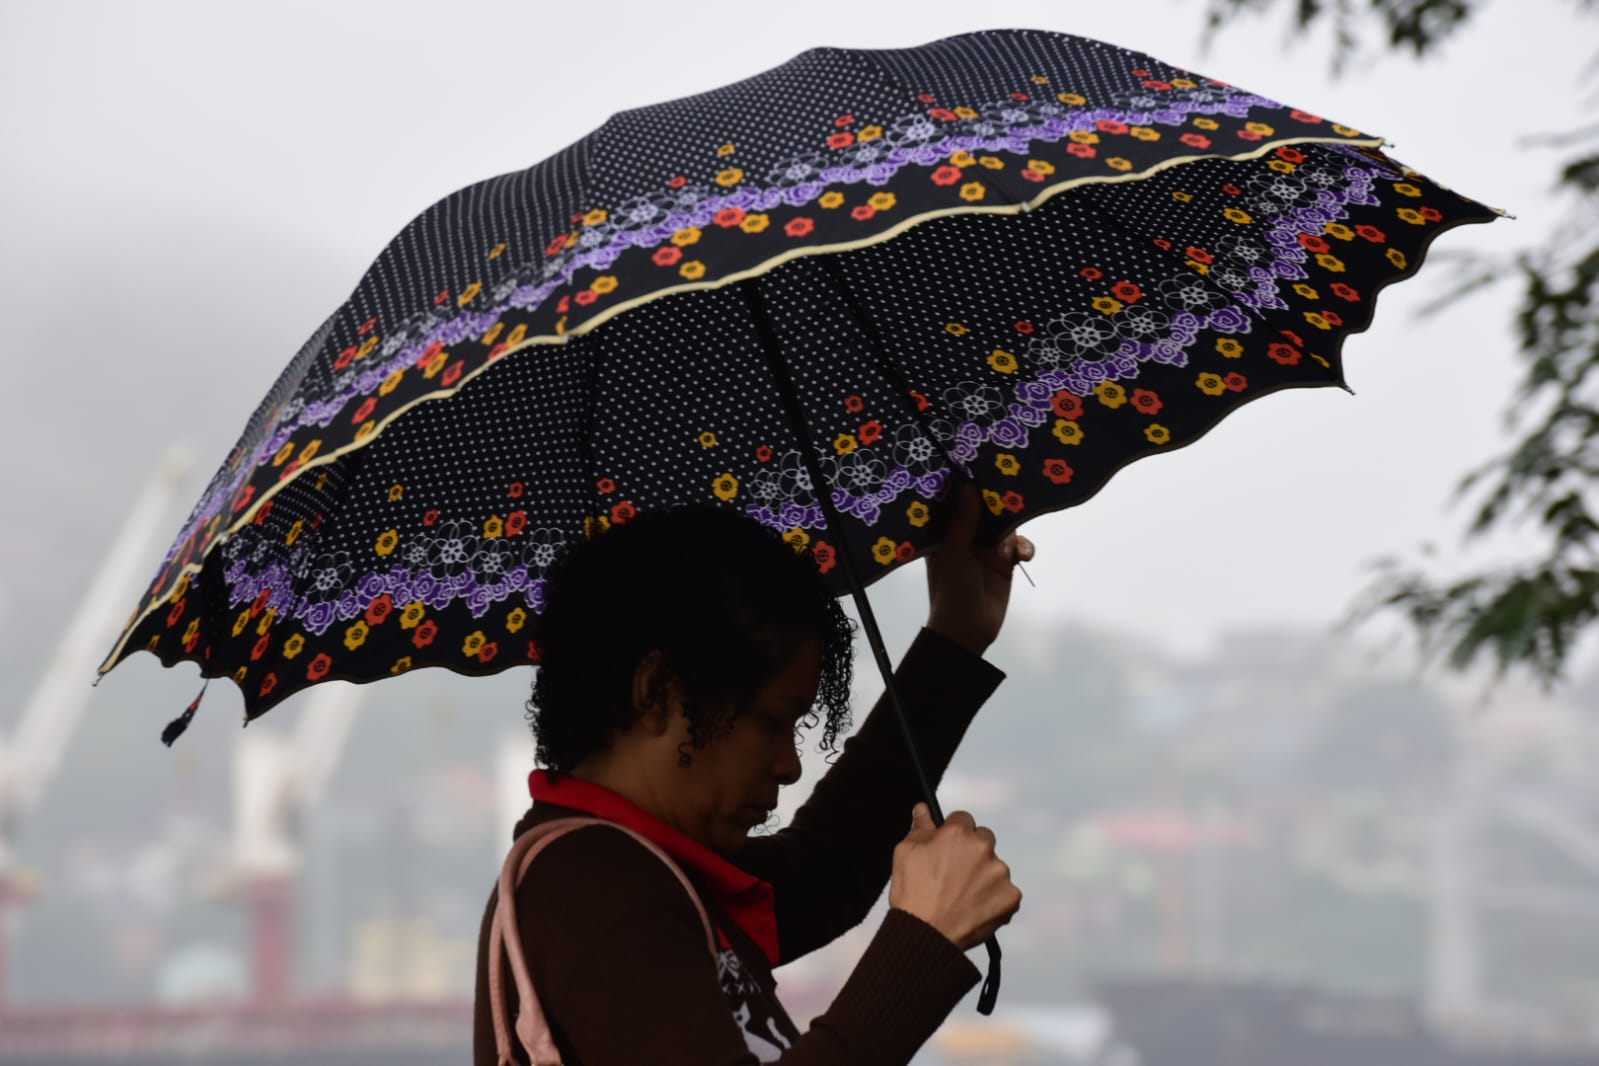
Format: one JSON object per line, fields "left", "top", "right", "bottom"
{"left": 669, "top": 636, "right": 821, "bottom": 855}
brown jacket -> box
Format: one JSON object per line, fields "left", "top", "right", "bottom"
{"left": 473, "top": 627, "right": 1007, "bottom": 1064}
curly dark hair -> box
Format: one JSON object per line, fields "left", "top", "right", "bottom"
{"left": 526, "top": 505, "right": 856, "bottom": 777}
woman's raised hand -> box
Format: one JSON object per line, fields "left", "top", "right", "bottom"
{"left": 889, "top": 802, "right": 1022, "bottom": 952}
{"left": 924, "top": 479, "right": 1035, "bottom": 657}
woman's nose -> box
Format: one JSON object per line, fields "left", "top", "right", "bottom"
{"left": 775, "top": 741, "right": 802, "bottom": 785}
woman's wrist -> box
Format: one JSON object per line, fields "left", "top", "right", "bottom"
{"left": 924, "top": 618, "right": 991, "bottom": 658}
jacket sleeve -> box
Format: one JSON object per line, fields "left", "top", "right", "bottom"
{"left": 474, "top": 825, "right": 981, "bottom": 1066}
{"left": 736, "top": 626, "right": 1006, "bottom": 964}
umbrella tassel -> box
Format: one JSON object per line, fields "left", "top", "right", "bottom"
{"left": 161, "top": 679, "right": 208, "bottom": 747}
{"left": 738, "top": 275, "right": 1004, "bottom": 1016}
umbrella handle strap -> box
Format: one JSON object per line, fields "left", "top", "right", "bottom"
{"left": 489, "top": 817, "right": 717, "bottom": 1065}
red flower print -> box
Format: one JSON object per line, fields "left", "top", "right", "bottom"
{"left": 1096, "top": 119, "right": 1129, "bottom": 135}
{"left": 311, "top": 513, "right": 323, "bottom": 529}
{"left": 1275, "top": 146, "right": 1306, "bottom": 164}
{"left": 167, "top": 599, "right": 186, "bottom": 627}
{"left": 365, "top": 594, "right": 395, "bottom": 627}
{"left": 1268, "top": 342, "right": 1302, "bottom": 365}
{"left": 1355, "top": 224, "right": 1387, "bottom": 243}
{"left": 1291, "top": 109, "right": 1324, "bottom": 124}
{"left": 785, "top": 217, "right": 816, "bottom": 237}
{"left": 596, "top": 477, "right": 616, "bottom": 495}
{"left": 506, "top": 510, "right": 527, "bottom": 536}
{"left": 1043, "top": 458, "right": 1074, "bottom": 484}
{"left": 413, "top": 620, "right": 439, "bottom": 649}
{"left": 909, "top": 390, "right": 930, "bottom": 412}
{"left": 251, "top": 588, "right": 272, "bottom": 616}
{"left": 850, "top": 205, "right": 877, "bottom": 221}
{"left": 1185, "top": 247, "right": 1213, "bottom": 264}
{"left": 231, "top": 484, "right": 256, "bottom": 513}
{"left": 1143, "top": 79, "right": 1172, "bottom": 91}
{"left": 917, "top": 93, "right": 935, "bottom": 103}
{"left": 527, "top": 640, "right": 542, "bottom": 663}
{"left": 434, "top": 289, "right": 450, "bottom": 306}
{"left": 1224, "top": 372, "right": 1248, "bottom": 392}
{"left": 478, "top": 641, "right": 499, "bottom": 664}
{"left": 1420, "top": 206, "right": 1442, "bottom": 222}
{"left": 1015, "top": 321, "right": 1035, "bottom": 334}
{"left": 1153, "top": 238, "right": 1173, "bottom": 249}
{"left": 423, "top": 509, "right": 439, "bottom": 526}
{"left": 714, "top": 207, "right": 747, "bottom": 227}
{"left": 895, "top": 541, "right": 916, "bottom": 563}
{"left": 574, "top": 289, "right": 598, "bottom": 306}
{"left": 610, "top": 500, "right": 636, "bottom": 525}
{"left": 1111, "top": 281, "right": 1143, "bottom": 303}
{"left": 1132, "top": 388, "right": 1163, "bottom": 415}
{"left": 1020, "top": 168, "right": 1045, "bottom": 183}
{"left": 828, "top": 131, "right": 856, "bottom": 149}
{"left": 813, "top": 541, "right": 837, "bottom": 574}
{"left": 1280, "top": 330, "right": 1306, "bottom": 348}
{"left": 835, "top": 114, "right": 854, "bottom": 127}
{"left": 756, "top": 444, "right": 774, "bottom": 462}
{"left": 931, "top": 165, "right": 964, "bottom": 186}
{"left": 1322, "top": 309, "right": 1344, "bottom": 327}
{"left": 1009, "top": 92, "right": 1029, "bottom": 102}
{"left": 1080, "top": 267, "right": 1104, "bottom": 280}
{"left": 307, "top": 653, "right": 333, "bottom": 681}
{"left": 1180, "top": 133, "right": 1211, "bottom": 149}
{"left": 253, "top": 498, "right": 274, "bottom": 525}
{"left": 442, "top": 360, "right": 464, "bottom": 387}
{"left": 858, "top": 420, "right": 883, "bottom": 445}
{"left": 929, "top": 107, "right": 957, "bottom": 121}
{"left": 1222, "top": 184, "right": 1241, "bottom": 196}
{"left": 352, "top": 396, "right": 378, "bottom": 423}
{"left": 1002, "top": 491, "right": 1025, "bottom": 513}
{"left": 1067, "top": 142, "right": 1097, "bottom": 159}
{"left": 258, "top": 673, "right": 278, "bottom": 698}
{"left": 1330, "top": 283, "right": 1359, "bottom": 301}
{"left": 844, "top": 394, "right": 865, "bottom": 413}
{"left": 1236, "top": 128, "right": 1263, "bottom": 141}
{"left": 545, "top": 235, "right": 567, "bottom": 257}
{"left": 652, "top": 246, "right": 684, "bottom": 267}
{"left": 556, "top": 295, "right": 571, "bottom": 313}
{"left": 251, "top": 634, "right": 271, "bottom": 661}
{"left": 1131, "top": 68, "right": 1150, "bottom": 77}
{"left": 416, "top": 341, "right": 445, "bottom": 368}
{"left": 487, "top": 342, "right": 508, "bottom": 361}
{"left": 668, "top": 175, "right": 687, "bottom": 189}
{"left": 1297, "top": 233, "right": 1331, "bottom": 254}
{"left": 358, "top": 316, "right": 376, "bottom": 336}
{"left": 1051, "top": 390, "right": 1085, "bottom": 419}
{"left": 509, "top": 481, "right": 525, "bottom": 498}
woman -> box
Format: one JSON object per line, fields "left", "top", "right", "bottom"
{"left": 474, "top": 482, "right": 1033, "bottom": 1064}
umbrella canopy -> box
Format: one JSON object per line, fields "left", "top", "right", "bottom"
{"left": 99, "top": 27, "right": 1498, "bottom": 717}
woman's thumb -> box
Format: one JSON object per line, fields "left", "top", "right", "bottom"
{"left": 910, "top": 802, "right": 931, "bottom": 827}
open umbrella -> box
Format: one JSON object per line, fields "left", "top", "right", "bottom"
{"left": 98, "top": 26, "right": 1500, "bottom": 1013}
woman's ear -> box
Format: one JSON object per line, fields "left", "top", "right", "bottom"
{"left": 631, "top": 649, "right": 680, "bottom": 736}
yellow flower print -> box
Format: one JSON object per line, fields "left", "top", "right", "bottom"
{"left": 1387, "top": 248, "right": 1409, "bottom": 270}
{"left": 959, "top": 182, "right": 987, "bottom": 201}
{"left": 698, "top": 430, "right": 718, "bottom": 449}
{"left": 484, "top": 515, "right": 504, "bottom": 539}
{"left": 740, "top": 213, "right": 771, "bottom": 233}
{"left": 1057, "top": 92, "right": 1087, "bottom": 105}
{"left": 388, "top": 484, "right": 404, "bottom": 502}
{"left": 1294, "top": 283, "right": 1320, "bottom": 300}
{"left": 981, "top": 490, "right": 1005, "bottom": 515}
{"left": 868, "top": 192, "right": 897, "bottom": 211}
{"left": 717, "top": 143, "right": 736, "bottom": 156}
{"left": 1332, "top": 123, "right": 1362, "bottom": 136}
{"left": 1245, "top": 122, "right": 1275, "bottom": 136}
{"left": 316, "top": 470, "right": 330, "bottom": 490}
{"left": 680, "top": 260, "right": 707, "bottom": 280}
{"left": 819, "top": 191, "right": 846, "bottom": 209}
{"left": 977, "top": 155, "right": 1005, "bottom": 169}
{"left": 1197, "top": 372, "right": 1226, "bottom": 396}
{"left": 1130, "top": 126, "right": 1160, "bottom": 141}
{"left": 1095, "top": 381, "right": 1128, "bottom": 408}
{"left": 715, "top": 168, "right": 744, "bottom": 187}
{"left": 955, "top": 105, "right": 980, "bottom": 118}
{"left": 1192, "top": 117, "right": 1219, "bottom": 131}
{"left": 273, "top": 441, "right": 294, "bottom": 466}
{"left": 1027, "top": 159, "right": 1056, "bottom": 176}
{"left": 871, "top": 537, "right": 897, "bottom": 565}
{"left": 286, "top": 520, "right": 305, "bottom": 546}
{"left": 355, "top": 421, "right": 377, "bottom": 443}
{"left": 358, "top": 334, "right": 380, "bottom": 358}
{"left": 390, "top": 657, "right": 413, "bottom": 675}
{"left": 506, "top": 607, "right": 528, "bottom": 634}
{"left": 671, "top": 227, "right": 702, "bottom": 246}
{"left": 1068, "top": 130, "right": 1099, "bottom": 144}
{"left": 1316, "top": 253, "right": 1346, "bottom": 273}
{"left": 146, "top": 634, "right": 160, "bottom": 652}
{"left": 457, "top": 281, "right": 483, "bottom": 306}
{"left": 283, "top": 633, "right": 306, "bottom": 659}
{"left": 833, "top": 433, "right": 858, "bottom": 455}
{"left": 489, "top": 241, "right": 507, "bottom": 259}
{"left": 1030, "top": 75, "right": 1049, "bottom": 84}
{"left": 591, "top": 275, "right": 619, "bottom": 294}
{"left": 945, "top": 322, "right": 969, "bottom": 336}
{"left": 995, "top": 452, "right": 1021, "bottom": 476}
{"left": 1186, "top": 260, "right": 1210, "bottom": 275}
{"left": 172, "top": 573, "right": 192, "bottom": 600}
{"left": 1268, "top": 160, "right": 1296, "bottom": 174}
{"left": 299, "top": 439, "right": 322, "bottom": 463}
{"left": 584, "top": 514, "right": 611, "bottom": 538}
{"left": 380, "top": 368, "right": 405, "bottom": 396}
{"left": 1304, "top": 311, "right": 1332, "bottom": 330}
{"left": 233, "top": 609, "right": 251, "bottom": 637}
{"left": 463, "top": 630, "right": 487, "bottom": 657}
{"left": 183, "top": 619, "right": 201, "bottom": 646}
{"left": 857, "top": 125, "right": 883, "bottom": 142}
{"left": 583, "top": 208, "right": 608, "bottom": 226}
{"left": 712, "top": 473, "right": 739, "bottom": 501}
{"left": 907, "top": 501, "right": 930, "bottom": 527}
{"left": 1393, "top": 182, "right": 1422, "bottom": 197}
{"left": 345, "top": 621, "right": 370, "bottom": 650}
{"left": 1145, "top": 424, "right": 1172, "bottom": 445}
{"left": 1215, "top": 338, "right": 1244, "bottom": 359}
{"left": 1052, "top": 418, "right": 1084, "bottom": 445}
{"left": 505, "top": 324, "right": 528, "bottom": 348}
{"left": 1171, "top": 77, "right": 1197, "bottom": 88}
{"left": 423, "top": 351, "right": 448, "bottom": 379}
{"left": 256, "top": 607, "right": 277, "bottom": 637}
{"left": 949, "top": 149, "right": 977, "bottom": 168}
{"left": 1396, "top": 207, "right": 1425, "bottom": 225}
{"left": 1325, "top": 223, "right": 1355, "bottom": 241}
{"left": 783, "top": 527, "right": 810, "bottom": 552}
{"left": 987, "top": 349, "right": 1019, "bottom": 373}
{"left": 233, "top": 666, "right": 249, "bottom": 684}
{"left": 400, "top": 602, "right": 426, "bottom": 630}
{"left": 375, "top": 529, "right": 400, "bottom": 556}
{"left": 1092, "top": 296, "right": 1124, "bottom": 315}
{"left": 1106, "top": 157, "right": 1134, "bottom": 172}
{"left": 1172, "top": 190, "right": 1193, "bottom": 202}
{"left": 1224, "top": 207, "right": 1252, "bottom": 224}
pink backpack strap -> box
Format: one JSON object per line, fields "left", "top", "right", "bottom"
{"left": 487, "top": 816, "right": 718, "bottom": 1066}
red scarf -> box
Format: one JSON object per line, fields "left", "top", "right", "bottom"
{"left": 527, "top": 769, "right": 781, "bottom": 966}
